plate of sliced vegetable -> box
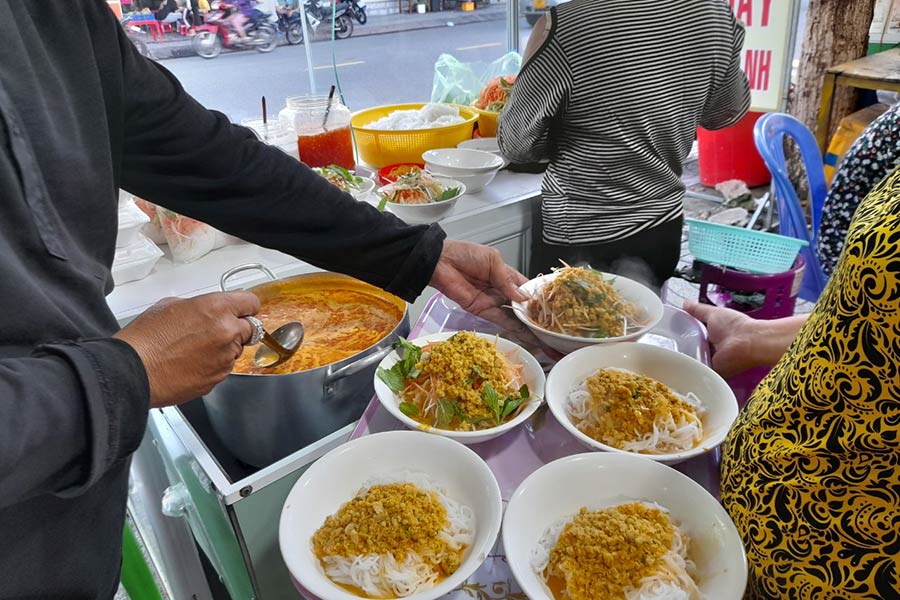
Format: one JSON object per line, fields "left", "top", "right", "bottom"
{"left": 374, "top": 170, "right": 466, "bottom": 225}
{"left": 374, "top": 331, "right": 546, "bottom": 445}
{"left": 312, "top": 164, "right": 376, "bottom": 201}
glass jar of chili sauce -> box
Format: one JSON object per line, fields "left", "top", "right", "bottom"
{"left": 281, "top": 96, "right": 355, "bottom": 170}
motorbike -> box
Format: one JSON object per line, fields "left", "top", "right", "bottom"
{"left": 348, "top": 0, "right": 367, "bottom": 25}
{"left": 276, "top": 10, "right": 304, "bottom": 44}
{"left": 192, "top": 2, "right": 278, "bottom": 58}
{"left": 119, "top": 14, "right": 154, "bottom": 58}
{"left": 303, "top": 0, "right": 354, "bottom": 40}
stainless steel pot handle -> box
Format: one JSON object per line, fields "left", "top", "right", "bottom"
{"left": 325, "top": 344, "right": 395, "bottom": 387}
{"left": 220, "top": 263, "right": 277, "bottom": 292}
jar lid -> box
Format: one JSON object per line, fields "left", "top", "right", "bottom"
{"left": 285, "top": 95, "right": 331, "bottom": 109}
{"left": 240, "top": 119, "right": 294, "bottom": 144}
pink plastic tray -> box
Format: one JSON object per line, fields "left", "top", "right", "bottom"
{"left": 295, "top": 293, "right": 719, "bottom": 600}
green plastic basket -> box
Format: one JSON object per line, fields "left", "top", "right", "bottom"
{"left": 685, "top": 218, "right": 808, "bottom": 274}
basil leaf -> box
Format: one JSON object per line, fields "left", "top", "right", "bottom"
{"left": 519, "top": 384, "right": 530, "bottom": 400}
{"left": 433, "top": 187, "right": 461, "bottom": 203}
{"left": 436, "top": 398, "right": 457, "bottom": 427}
{"left": 376, "top": 366, "right": 405, "bottom": 393}
{"left": 330, "top": 164, "right": 353, "bottom": 182}
{"left": 399, "top": 402, "right": 420, "bottom": 417}
{"left": 501, "top": 396, "right": 528, "bottom": 420}
{"left": 393, "top": 338, "right": 422, "bottom": 378}
{"left": 481, "top": 383, "right": 503, "bottom": 425}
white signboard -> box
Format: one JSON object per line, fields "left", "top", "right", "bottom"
{"left": 870, "top": 0, "right": 900, "bottom": 45}
{"left": 729, "top": 0, "right": 797, "bottom": 112}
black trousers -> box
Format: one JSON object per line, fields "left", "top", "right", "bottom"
{"left": 529, "top": 212, "right": 683, "bottom": 291}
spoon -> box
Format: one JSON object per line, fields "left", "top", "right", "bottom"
{"left": 253, "top": 321, "right": 305, "bottom": 369}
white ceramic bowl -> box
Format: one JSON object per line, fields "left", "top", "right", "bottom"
{"left": 457, "top": 137, "right": 502, "bottom": 155}
{"left": 424, "top": 148, "right": 504, "bottom": 193}
{"left": 427, "top": 169, "right": 496, "bottom": 194}
{"left": 511, "top": 271, "right": 665, "bottom": 354}
{"left": 374, "top": 331, "right": 546, "bottom": 445}
{"left": 504, "top": 453, "right": 747, "bottom": 600}
{"left": 422, "top": 148, "right": 505, "bottom": 174}
{"left": 349, "top": 177, "right": 376, "bottom": 202}
{"left": 280, "top": 431, "right": 503, "bottom": 600}
{"left": 545, "top": 342, "right": 738, "bottom": 464}
{"left": 375, "top": 177, "right": 466, "bottom": 225}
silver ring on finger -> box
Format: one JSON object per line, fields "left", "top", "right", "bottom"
{"left": 243, "top": 316, "right": 264, "bottom": 346}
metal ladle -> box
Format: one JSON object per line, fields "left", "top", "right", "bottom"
{"left": 220, "top": 264, "right": 305, "bottom": 369}
{"left": 251, "top": 320, "right": 305, "bottom": 368}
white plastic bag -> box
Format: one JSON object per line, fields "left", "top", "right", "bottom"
{"left": 158, "top": 209, "right": 217, "bottom": 263}
{"left": 133, "top": 198, "right": 168, "bottom": 245}
{"left": 430, "top": 52, "right": 523, "bottom": 106}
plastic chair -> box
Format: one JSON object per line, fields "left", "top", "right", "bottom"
{"left": 753, "top": 113, "right": 829, "bottom": 302}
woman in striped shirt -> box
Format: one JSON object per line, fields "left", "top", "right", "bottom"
{"left": 499, "top": 0, "right": 751, "bottom": 289}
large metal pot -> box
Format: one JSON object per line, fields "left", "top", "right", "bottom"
{"left": 203, "top": 264, "right": 410, "bottom": 467}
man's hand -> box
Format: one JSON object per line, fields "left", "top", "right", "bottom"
{"left": 430, "top": 240, "right": 530, "bottom": 334}
{"left": 114, "top": 291, "right": 260, "bottom": 408}
{"left": 683, "top": 300, "right": 758, "bottom": 378}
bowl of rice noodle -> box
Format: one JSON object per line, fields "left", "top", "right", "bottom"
{"left": 279, "top": 430, "right": 502, "bottom": 600}
{"left": 544, "top": 342, "right": 738, "bottom": 464}
{"left": 373, "top": 331, "right": 546, "bottom": 445}
{"left": 511, "top": 266, "right": 665, "bottom": 355}
{"left": 374, "top": 172, "right": 466, "bottom": 225}
{"left": 503, "top": 453, "right": 747, "bottom": 600}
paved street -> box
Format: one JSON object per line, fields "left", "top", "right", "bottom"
{"left": 163, "top": 19, "right": 531, "bottom": 122}
{"left": 161, "top": 0, "right": 810, "bottom": 122}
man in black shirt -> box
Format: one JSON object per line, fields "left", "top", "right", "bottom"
{"left": 0, "top": 2, "right": 527, "bottom": 597}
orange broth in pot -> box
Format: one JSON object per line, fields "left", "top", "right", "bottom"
{"left": 232, "top": 274, "right": 405, "bottom": 375}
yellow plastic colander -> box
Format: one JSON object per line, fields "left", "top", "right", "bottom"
{"left": 351, "top": 103, "right": 478, "bottom": 168}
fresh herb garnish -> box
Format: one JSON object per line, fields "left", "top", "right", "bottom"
{"left": 501, "top": 385, "right": 530, "bottom": 420}
{"left": 433, "top": 187, "right": 461, "bottom": 203}
{"left": 376, "top": 337, "right": 422, "bottom": 393}
{"left": 436, "top": 398, "right": 458, "bottom": 427}
{"left": 482, "top": 384, "right": 502, "bottom": 423}
{"left": 376, "top": 366, "right": 404, "bottom": 392}
{"left": 399, "top": 402, "right": 420, "bottom": 417}
{"left": 481, "top": 383, "right": 530, "bottom": 426}
{"left": 328, "top": 164, "right": 362, "bottom": 186}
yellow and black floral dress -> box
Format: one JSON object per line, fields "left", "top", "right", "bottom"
{"left": 721, "top": 168, "right": 900, "bottom": 599}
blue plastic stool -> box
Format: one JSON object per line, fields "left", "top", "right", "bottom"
{"left": 753, "top": 113, "right": 829, "bottom": 302}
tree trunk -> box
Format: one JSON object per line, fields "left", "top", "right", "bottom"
{"left": 786, "top": 0, "right": 877, "bottom": 200}
{"left": 789, "top": 0, "right": 878, "bottom": 139}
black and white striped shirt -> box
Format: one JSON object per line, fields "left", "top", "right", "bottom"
{"left": 498, "top": 0, "right": 751, "bottom": 245}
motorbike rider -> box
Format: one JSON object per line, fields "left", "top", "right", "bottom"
{"left": 277, "top": 0, "right": 300, "bottom": 18}
{"left": 228, "top": 0, "right": 255, "bottom": 41}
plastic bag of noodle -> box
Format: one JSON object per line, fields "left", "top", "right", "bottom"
{"left": 430, "top": 52, "right": 522, "bottom": 106}
{"left": 158, "top": 209, "right": 217, "bottom": 263}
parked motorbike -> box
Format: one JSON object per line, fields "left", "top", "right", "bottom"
{"left": 348, "top": 0, "right": 367, "bottom": 25}
{"left": 303, "top": 0, "right": 354, "bottom": 40}
{"left": 192, "top": 2, "right": 278, "bottom": 58}
{"left": 276, "top": 10, "right": 304, "bottom": 44}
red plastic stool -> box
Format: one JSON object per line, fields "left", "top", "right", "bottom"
{"left": 697, "top": 256, "right": 806, "bottom": 408}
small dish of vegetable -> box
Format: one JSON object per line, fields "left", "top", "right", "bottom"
{"left": 313, "top": 165, "right": 376, "bottom": 201}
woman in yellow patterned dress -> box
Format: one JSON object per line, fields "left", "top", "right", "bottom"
{"left": 686, "top": 169, "right": 900, "bottom": 599}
